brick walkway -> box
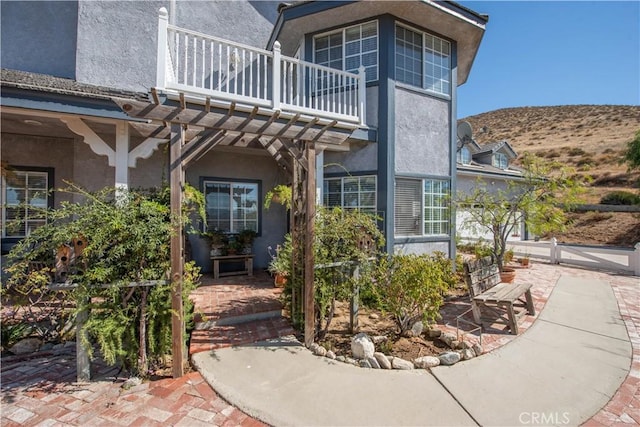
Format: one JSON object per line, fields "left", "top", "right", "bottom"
{"left": 1, "top": 263, "right": 638, "bottom": 426}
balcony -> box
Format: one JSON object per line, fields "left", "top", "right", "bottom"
{"left": 155, "top": 9, "right": 366, "bottom": 127}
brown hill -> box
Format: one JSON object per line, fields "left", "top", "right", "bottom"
{"left": 462, "top": 105, "right": 640, "bottom": 247}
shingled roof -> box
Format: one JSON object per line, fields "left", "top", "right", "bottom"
{"left": 1, "top": 68, "right": 148, "bottom": 102}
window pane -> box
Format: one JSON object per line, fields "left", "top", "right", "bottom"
{"left": 316, "top": 36, "right": 328, "bottom": 50}
{"left": 423, "top": 178, "right": 450, "bottom": 236}
{"left": 232, "top": 183, "right": 258, "bottom": 232}
{"left": 345, "top": 26, "right": 360, "bottom": 42}
{"left": 2, "top": 171, "right": 49, "bottom": 238}
{"left": 395, "top": 178, "right": 422, "bottom": 236}
{"left": 205, "top": 182, "right": 231, "bottom": 232}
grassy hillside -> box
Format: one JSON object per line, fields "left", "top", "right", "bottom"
{"left": 462, "top": 105, "right": 640, "bottom": 247}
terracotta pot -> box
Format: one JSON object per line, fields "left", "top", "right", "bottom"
{"left": 500, "top": 267, "right": 516, "bottom": 283}
{"left": 274, "top": 273, "right": 287, "bottom": 288}
{"left": 519, "top": 258, "right": 530, "bottom": 267}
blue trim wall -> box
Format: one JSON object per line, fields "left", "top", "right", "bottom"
{"left": 378, "top": 15, "right": 396, "bottom": 254}
{"left": 449, "top": 41, "right": 459, "bottom": 260}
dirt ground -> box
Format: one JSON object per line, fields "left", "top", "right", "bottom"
{"left": 319, "top": 300, "right": 452, "bottom": 361}
{"left": 545, "top": 211, "right": 640, "bottom": 247}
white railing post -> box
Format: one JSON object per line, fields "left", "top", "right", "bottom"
{"left": 272, "top": 41, "right": 281, "bottom": 111}
{"left": 633, "top": 243, "right": 640, "bottom": 276}
{"left": 156, "top": 7, "right": 169, "bottom": 89}
{"left": 358, "top": 66, "right": 366, "bottom": 126}
{"left": 550, "top": 237, "right": 559, "bottom": 264}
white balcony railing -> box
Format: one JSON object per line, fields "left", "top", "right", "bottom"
{"left": 156, "top": 8, "right": 365, "bottom": 125}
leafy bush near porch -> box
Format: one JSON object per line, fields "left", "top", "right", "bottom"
{"left": 374, "top": 253, "right": 451, "bottom": 335}
{"left": 3, "top": 184, "right": 200, "bottom": 376}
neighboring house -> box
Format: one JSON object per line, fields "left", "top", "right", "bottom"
{"left": 1, "top": 1, "right": 488, "bottom": 272}
{"left": 455, "top": 127, "right": 529, "bottom": 241}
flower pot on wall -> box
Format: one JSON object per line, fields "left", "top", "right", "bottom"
{"left": 500, "top": 267, "right": 516, "bottom": 283}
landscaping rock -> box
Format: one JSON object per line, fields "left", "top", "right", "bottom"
{"left": 122, "top": 377, "right": 142, "bottom": 390}
{"left": 392, "top": 357, "right": 414, "bottom": 370}
{"left": 428, "top": 328, "right": 442, "bottom": 338}
{"left": 440, "top": 332, "right": 457, "bottom": 347}
{"left": 472, "top": 343, "right": 484, "bottom": 356}
{"left": 450, "top": 340, "right": 460, "bottom": 350}
{"left": 414, "top": 356, "right": 441, "bottom": 369}
{"left": 326, "top": 350, "right": 336, "bottom": 360}
{"left": 411, "top": 321, "right": 424, "bottom": 337}
{"left": 401, "top": 330, "right": 414, "bottom": 338}
{"left": 351, "top": 333, "right": 375, "bottom": 359}
{"left": 461, "top": 348, "right": 475, "bottom": 360}
{"left": 369, "top": 313, "right": 380, "bottom": 320}
{"left": 371, "top": 335, "right": 388, "bottom": 345}
{"left": 40, "top": 342, "right": 54, "bottom": 352}
{"left": 367, "top": 356, "right": 380, "bottom": 369}
{"left": 336, "top": 355, "right": 346, "bottom": 363}
{"left": 457, "top": 341, "right": 472, "bottom": 350}
{"left": 374, "top": 352, "right": 392, "bottom": 369}
{"left": 314, "top": 346, "right": 327, "bottom": 357}
{"left": 9, "top": 338, "right": 42, "bottom": 355}
{"left": 346, "top": 357, "right": 358, "bottom": 366}
{"left": 359, "top": 359, "right": 372, "bottom": 368}
{"left": 438, "top": 351, "right": 461, "bottom": 366}
{"left": 64, "top": 341, "right": 76, "bottom": 348}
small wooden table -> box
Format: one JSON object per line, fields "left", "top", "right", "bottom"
{"left": 211, "top": 254, "right": 254, "bottom": 279}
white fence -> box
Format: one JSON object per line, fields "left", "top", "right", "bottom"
{"left": 156, "top": 8, "right": 365, "bottom": 125}
{"left": 506, "top": 239, "right": 640, "bottom": 276}
{"left": 461, "top": 238, "right": 640, "bottom": 276}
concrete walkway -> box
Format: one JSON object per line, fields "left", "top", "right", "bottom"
{"left": 192, "top": 275, "right": 633, "bottom": 426}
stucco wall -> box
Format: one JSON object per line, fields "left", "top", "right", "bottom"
{"left": 394, "top": 87, "right": 450, "bottom": 177}
{"left": 1, "top": 133, "right": 75, "bottom": 206}
{"left": 324, "top": 143, "right": 378, "bottom": 175}
{"left": 185, "top": 148, "right": 288, "bottom": 272}
{"left": 1, "top": 1, "right": 78, "bottom": 79}
{"left": 75, "top": 0, "right": 279, "bottom": 92}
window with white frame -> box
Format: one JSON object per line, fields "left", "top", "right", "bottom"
{"left": 493, "top": 152, "right": 508, "bottom": 169}
{"left": 314, "top": 21, "right": 378, "bottom": 82}
{"left": 395, "top": 24, "right": 451, "bottom": 95}
{"left": 203, "top": 180, "right": 259, "bottom": 233}
{"left": 323, "top": 175, "right": 376, "bottom": 214}
{"left": 2, "top": 169, "right": 50, "bottom": 238}
{"left": 457, "top": 146, "right": 471, "bottom": 164}
{"left": 395, "top": 177, "right": 450, "bottom": 237}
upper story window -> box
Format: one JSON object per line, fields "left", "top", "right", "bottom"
{"left": 2, "top": 168, "right": 51, "bottom": 238}
{"left": 314, "top": 21, "right": 378, "bottom": 82}
{"left": 324, "top": 175, "right": 376, "bottom": 214}
{"left": 203, "top": 179, "right": 259, "bottom": 234}
{"left": 395, "top": 24, "right": 451, "bottom": 95}
{"left": 493, "top": 153, "right": 508, "bottom": 169}
{"left": 457, "top": 147, "right": 471, "bottom": 164}
{"left": 395, "top": 177, "right": 450, "bottom": 237}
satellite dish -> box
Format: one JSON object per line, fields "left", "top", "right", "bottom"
{"left": 457, "top": 121, "right": 473, "bottom": 142}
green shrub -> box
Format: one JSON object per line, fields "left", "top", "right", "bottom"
{"left": 600, "top": 191, "right": 640, "bottom": 205}
{"left": 4, "top": 184, "right": 200, "bottom": 376}
{"left": 568, "top": 147, "right": 586, "bottom": 156}
{"left": 374, "top": 253, "right": 450, "bottom": 335}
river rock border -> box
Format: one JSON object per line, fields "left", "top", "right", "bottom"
{"left": 308, "top": 324, "right": 483, "bottom": 370}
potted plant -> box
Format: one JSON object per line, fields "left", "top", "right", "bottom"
{"left": 519, "top": 253, "right": 531, "bottom": 267}
{"left": 204, "top": 228, "right": 228, "bottom": 257}
{"left": 237, "top": 229, "right": 257, "bottom": 255}
{"left": 264, "top": 185, "right": 292, "bottom": 211}
{"left": 226, "top": 237, "right": 240, "bottom": 255}
{"left": 268, "top": 235, "right": 292, "bottom": 288}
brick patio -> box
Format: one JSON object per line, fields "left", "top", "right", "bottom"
{"left": 1, "top": 262, "right": 638, "bottom": 426}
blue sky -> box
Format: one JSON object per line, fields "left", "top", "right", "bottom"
{"left": 457, "top": 1, "right": 640, "bottom": 118}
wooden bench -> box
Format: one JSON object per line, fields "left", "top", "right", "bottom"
{"left": 463, "top": 256, "right": 535, "bottom": 334}
{"left": 211, "top": 254, "right": 254, "bottom": 279}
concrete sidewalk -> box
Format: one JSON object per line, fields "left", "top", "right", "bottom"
{"left": 192, "top": 275, "right": 632, "bottom": 426}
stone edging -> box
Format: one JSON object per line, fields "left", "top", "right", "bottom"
{"left": 308, "top": 324, "right": 483, "bottom": 370}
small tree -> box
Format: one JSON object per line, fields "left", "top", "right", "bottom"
{"left": 622, "top": 129, "right": 640, "bottom": 171}
{"left": 456, "top": 153, "right": 586, "bottom": 270}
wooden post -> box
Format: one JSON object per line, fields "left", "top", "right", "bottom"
{"left": 76, "top": 296, "right": 90, "bottom": 382}
{"left": 170, "top": 123, "right": 185, "bottom": 378}
{"left": 304, "top": 142, "right": 316, "bottom": 347}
